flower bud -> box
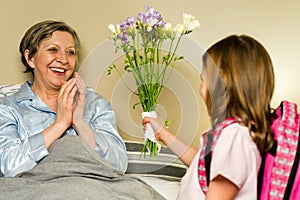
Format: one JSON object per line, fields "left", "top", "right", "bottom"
{"left": 174, "top": 23, "right": 185, "bottom": 35}
{"left": 108, "top": 24, "right": 117, "bottom": 34}
{"left": 163, "top": 22, "right": 172, "bottom": 31}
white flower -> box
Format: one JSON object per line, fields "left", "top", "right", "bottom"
{"left": 162, "top": 23, "right": 175, "bottom": 38}
{"left": 174, "top": 23, "right": 185, "bottom": 35}
{"left": 146, "top": 26, "right": 153, "bottom": 32}
{"left": 163, "top": 22, "right": 172, "bottom": 31}
{"left": 108, "top": 24, "right": 116, "bottom": 34}
{"left": 108, "top": 24, "right": 121, "bottom": 35}
{"left": 182, "top": 13, "right": 200, "bottom": 31}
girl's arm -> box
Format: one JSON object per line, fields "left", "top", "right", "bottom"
{"left": 206, "top": 175, "right": 239, "bottom": 200}
{"left": 143, "top": 116, "right": 198, "bottom": 167}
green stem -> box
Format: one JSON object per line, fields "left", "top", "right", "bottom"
{"left": 159, "top": 34, "right": 183, "bottom": 87}
{"left": 113, "top": 65, "right": 137, "bottom": 95}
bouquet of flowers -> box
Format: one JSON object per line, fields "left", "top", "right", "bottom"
{"left": 107, "top": 6, "right": 199, "bottom": 157}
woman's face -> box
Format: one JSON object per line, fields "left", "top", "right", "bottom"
{"left": 27, "top": 31, "right": 76, "bottom": 89}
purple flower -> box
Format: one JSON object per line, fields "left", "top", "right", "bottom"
{"left": 121, "top": 32, "right": 129, "bottom": 44}
{"left": 146, "top": 6, "right": 161, "bottom": 20}
{"left": 119, "top": 22, "right": 127, "bottom": 32}
{"left": 126, "top": 16, "right": 136, "bottom": 27}
{"left": 136, "top": 6, "right": 164, "bottom": 30}
{"left": 137, "top": 12, "right": 146, "bottom": 24}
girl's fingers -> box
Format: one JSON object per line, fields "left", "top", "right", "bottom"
{"left": 142, "top": 117, "right": 151, "bottom": 124}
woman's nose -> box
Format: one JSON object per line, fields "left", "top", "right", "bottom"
{"left": 56, "top": 51, "right": 69, "bottom": 65}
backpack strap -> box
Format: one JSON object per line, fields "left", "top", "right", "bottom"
{"left": 268, "top": 101, "right": 300, "bottom": 199}
{"left": 258, "top": 101, "right": 300, "bottom": 200}
{"left": 204, "top": 133, "right": 213, "bottom": 186}
{"left": 284, "top": 126, "right": 300, "bottom": 199}
{"left": 281, "top": 101, "right": 300, "bottom": 199}
{"left": 257, "top": 139, "right": 278, "bottom": 199}
{"left": 198, "top": 118, "right": 236, "bottom": 193}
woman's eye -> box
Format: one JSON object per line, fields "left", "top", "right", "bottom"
{"left": 48, "top": 48, "right": 58, "bottom": 52}
{"left": 67, "top": 50, "right": 75, "bottom": 55}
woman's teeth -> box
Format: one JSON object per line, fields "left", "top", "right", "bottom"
{"left": 50, "top": 68, "right": 65, "bottom": 73}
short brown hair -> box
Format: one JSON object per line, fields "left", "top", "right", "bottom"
{"left": 19, "top": 20, "right": 81, "bottom": 75}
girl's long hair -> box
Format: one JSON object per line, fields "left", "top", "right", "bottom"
{"left": 202, "top": 35, "right": 275, "bottom": 153}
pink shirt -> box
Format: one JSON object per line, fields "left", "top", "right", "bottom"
{"left": 177, "top": 123, "right": 261, "bottom": 200}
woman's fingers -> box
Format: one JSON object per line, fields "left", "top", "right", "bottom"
{"left": 56, "top": 78, "right": 77, "bottom": 123}
{"left": 74, "top": 72, "right": 86, "bottom": 94}
{"left": 59, "top": 78, "right": 77, "bottom": 99}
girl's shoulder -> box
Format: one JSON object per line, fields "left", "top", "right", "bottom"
{"left": 221, "top": 122, "right": 253, "bottom": 140}
{"left": 222, "top": 122, "right": 249, "bottom": 132}
{"left": 218, "top": 122, "right": 259, "bottom": 154}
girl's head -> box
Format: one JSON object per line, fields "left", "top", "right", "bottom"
{"left": 202, "top": 35, "right": 275, "bottom": 152}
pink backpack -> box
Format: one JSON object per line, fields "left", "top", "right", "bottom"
{"left": 200, "top": 101, "right": 300, "bottom": 199}
{"left": 257, "top": 101, "right": 300, "bottom": 200}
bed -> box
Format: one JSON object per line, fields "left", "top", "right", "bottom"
{"left": 0, "top": 84, "right": 184, "bottom": 200}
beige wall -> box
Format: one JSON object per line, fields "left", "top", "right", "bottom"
{"left": 1, "top": 0, "right": 299, "bottom": 146}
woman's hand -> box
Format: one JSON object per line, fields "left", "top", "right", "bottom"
{"left": 43, "top": 76, "right": 77, "bottom": 149}
{"left": 72, "top": 72, "right": 86, "bottom": 127}
{"left": 55, "top": 77, "right": 77, "bottom": 130}
{"left": 69, "top": 72, "right": 97, "bottom": 149}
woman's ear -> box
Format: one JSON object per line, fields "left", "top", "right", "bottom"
{"left": 24, "top": 50, "right": 35, "bottom": 69}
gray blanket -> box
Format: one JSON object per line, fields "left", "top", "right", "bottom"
{"left": 0, "top": 136, "right": 165, "bottom": 200}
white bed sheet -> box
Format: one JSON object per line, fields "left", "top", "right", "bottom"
{"left": 138, "top": 176, "right": 180, "bottom": 200}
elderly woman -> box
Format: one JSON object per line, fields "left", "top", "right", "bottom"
{"left": 0, "top": 20, "right": 127, "bottom": 177}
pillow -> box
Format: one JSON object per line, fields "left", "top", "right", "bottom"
{"left": 0, "top": 84, "right": 22, "bottom": 97}
{"left": 125, "top": 141, "right": 187, "bottom": 181}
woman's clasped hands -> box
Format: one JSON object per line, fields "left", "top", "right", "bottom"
{"left": 56, "top": 72, "right": 87, "bottom": 132}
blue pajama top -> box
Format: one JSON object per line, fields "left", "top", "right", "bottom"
{"left": 0, "top": 81, "right": 128, "bottom": 177}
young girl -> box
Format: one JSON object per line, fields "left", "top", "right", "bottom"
{"left": 143, "top": 35, "right": 275, "bottom": 199}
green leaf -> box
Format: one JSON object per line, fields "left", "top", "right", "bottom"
{"left": 107, "top": 64, "right": 117, "bottom": 75}
{"left": 163, "top": 54, "right": 170, "bottom": 63}
{"left": 132, "top": 102, "right": 141, "bottom": 109}
{"left": 164, "top": 119, "right": 171, "bottom": 129}
{"left": 174, "top": 56, "right": 184, "bottom": 62}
